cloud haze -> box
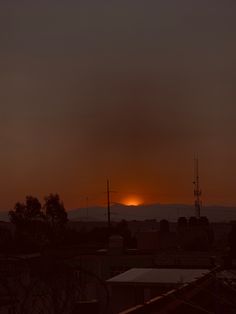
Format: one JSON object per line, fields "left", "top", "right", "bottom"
{"left": 1, "top": 0, "right": 236, "bottom": 209}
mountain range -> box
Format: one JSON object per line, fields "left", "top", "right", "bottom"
{"left": 68, "top": 203, "right": 236, "bottom": 222}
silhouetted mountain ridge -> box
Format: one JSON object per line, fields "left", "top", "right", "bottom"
{"left": 68, "top": 203, "right": 236, "bottom": 222}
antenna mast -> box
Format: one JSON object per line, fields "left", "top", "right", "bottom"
{"left": 193, "top": 157, "right": 202, "bottom": 218}
{"left": 86, "top": 196, "right": 89, "bottom": 220}
{"left": 107, "top": 179, "right": 111, "bottom": 231}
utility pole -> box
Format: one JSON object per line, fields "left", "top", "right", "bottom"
{"left": 193, "top": 157, "right": 202, "bottom": 218}
{"left": 86, "top": 196, "right": 89, "bottom": 220}
{"left": 107, "top": 179, "right": 111, "bottom": 230}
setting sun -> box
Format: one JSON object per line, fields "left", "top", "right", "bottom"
{"left": 122, "top": 196, "right": 142, "bottom": 206}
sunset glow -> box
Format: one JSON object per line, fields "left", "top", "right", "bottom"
{"left": 1, "top": 1, "right": 236, "bottom": 212}
{"left": 122, "top": 197, "right": 142, "bottom": 206}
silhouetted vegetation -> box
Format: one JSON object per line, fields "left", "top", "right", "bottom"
{"left": 8, "top": 195, "right": 136, "bottom": 253}
{"left": 9, "top": 196, "right": 43, "bottom": 225}
{"left": 44, "top": 194, "right": 68, "bottom": 227}
{"left": 8, "top": 194, "right": 68, "bottom": 252}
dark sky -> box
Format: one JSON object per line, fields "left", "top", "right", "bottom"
{"left": 1, "top": 0, "right": 236, "bottom": 210}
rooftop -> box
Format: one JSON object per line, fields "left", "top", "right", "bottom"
{"left": 107, "top": 268, "right": 209, "bottom": 285}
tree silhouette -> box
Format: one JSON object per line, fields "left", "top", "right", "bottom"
{"left": 9, "top": 194, "right": 68, "bottom": 250}
{"left": 9, "top": 202, "right": 26, "bottom": 226}
{"left": 44, "top": 194, "right": 68, "bottom": 228}
{"left": 25, "top": 196, "right": 42, "bottom": 220}
{"left": 9, "top": 196, "right": 46, "bottom": 251}
{"left": 9, "top": 196, "right": 43, "bottom": 226}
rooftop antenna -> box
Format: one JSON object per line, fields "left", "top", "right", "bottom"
{"left": 193, "top": 156, "right": 202, "bottom": 218}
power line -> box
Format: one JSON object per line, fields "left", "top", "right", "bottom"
{"left": 170, "top": 294, "right": 214, "bottom": 314}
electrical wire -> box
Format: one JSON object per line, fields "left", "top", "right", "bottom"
{"left": 170, "top": 294, "right": 214, "bottom": 314}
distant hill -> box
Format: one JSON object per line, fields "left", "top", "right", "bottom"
{"left": 1, "top": 204, "right": 235, "bottom": 222}
{"left": 68, "top": 203, "right": 236, "bottom": 222}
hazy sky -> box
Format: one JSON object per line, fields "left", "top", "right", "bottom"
{"left": 1, "top": 0, "right": 236, "bottom": 210}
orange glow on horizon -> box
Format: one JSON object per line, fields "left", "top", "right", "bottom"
{"left": 122, "top": 196, "right": 143, "bottom": 206}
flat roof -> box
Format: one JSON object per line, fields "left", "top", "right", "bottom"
{"left": 107, "top": 268, "right": 209, "bottom": 285}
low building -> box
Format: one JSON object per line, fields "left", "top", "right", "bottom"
{"left": 107, "top": 268, "right": 210, "bottom": 313}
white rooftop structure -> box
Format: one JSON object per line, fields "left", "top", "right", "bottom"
{"left": 107, "top": 268, "right": 209, "bottom": 285}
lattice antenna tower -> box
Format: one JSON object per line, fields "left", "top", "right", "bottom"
{"left": 193, "top": 157, "right": 202, "bottom": 218}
